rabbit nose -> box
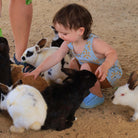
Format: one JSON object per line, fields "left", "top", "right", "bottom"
{"left": 111, "top": 95, "right": 114, "bottom": 100}
{"left": 22, "top": 56, "right": 25, "bottom": 61}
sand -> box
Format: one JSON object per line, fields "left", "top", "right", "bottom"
{"left": 0, "top": 0, "right": 138, "bottom": 137}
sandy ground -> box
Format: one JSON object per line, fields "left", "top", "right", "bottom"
{"left": 0, "top": 0, "right": 138, "bottom": 138}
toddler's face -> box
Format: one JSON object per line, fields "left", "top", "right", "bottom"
{"left": 54, "top": 23, "right": 83, "bottom": 43}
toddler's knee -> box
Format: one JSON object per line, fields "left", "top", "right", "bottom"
{"left": 81, "top": 63, "right": 99, "bottom": 73}
{"left": 70, "top": 57, "right": 77, "bottom": 63}
{"left": 81, "top": 63, "right": 91, "bottom": 71}
{"left": 69, "top": 57, "right": 80, "bottom": 70}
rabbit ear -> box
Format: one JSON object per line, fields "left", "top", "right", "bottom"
{"left": 128, "top": 71, "right": 138, "bottom": 90}
{"left": 12, "top": 80, "right": 23, "bottom": 90}
{"left": 51, "top": 26, "right": 58, "bottom": 34}
{"left": 0, "top": 83, "right": 9, "bottom": 94}
{"left": 0, "top": 37, "right": 8, "bottom": 45}
{"left": 37, "top": 38, "right": 47, "bottom": 49}
{"left": 51, "top": 26, "right": 55, "bottom": 30}
{"left": 35, "top": 45, "right": 41, "bottom": 53}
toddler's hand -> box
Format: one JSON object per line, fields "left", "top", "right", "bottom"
{"left": 95, "top": 64, "right": 108, "bottom": 82}
{"left": 24, "top": 69, "right": 40, "bottom": 80}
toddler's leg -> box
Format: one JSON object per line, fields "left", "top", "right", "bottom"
{"left": 69, "top": 57, "right": 80, "bottom": 70}
{"left": 87, "top": 63, "right": 112, "bottom": 89}
{"left": 80, "top": 63, "right": 103, "bottom": 97}
{"left": 80, "top": 62, "right": 111, "bottom": 108}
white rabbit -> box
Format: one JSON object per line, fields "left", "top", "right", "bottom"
{"left": 112, "top": 70, "right": 138, "bottom": 121}
{"left": 0, "top": 80, "right": 47, "bottom": 133}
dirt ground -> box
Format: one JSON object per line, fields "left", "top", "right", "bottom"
{"left": 0, "top": 0, "right": 138, "bottom": 138}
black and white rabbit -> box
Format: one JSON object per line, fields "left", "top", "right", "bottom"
{"left": 50, "top": 26, "right": 64, "bottom": 47}
{"left": 21, "top": 38, "right": 71, "bottom": 84}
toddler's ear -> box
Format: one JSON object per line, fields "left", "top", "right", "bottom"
{"left": 79, "top": 27, "right": 85, "bottom": 36}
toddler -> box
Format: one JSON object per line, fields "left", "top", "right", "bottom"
{"left": 25, "top": 3, "right": 123, "bottom": 108}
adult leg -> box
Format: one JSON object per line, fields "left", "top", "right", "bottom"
{"left": 9, "top": 0, "right": 32, "bottom": 61}
{"left": 0, "top": 0, "right": 2, "bottom": 17}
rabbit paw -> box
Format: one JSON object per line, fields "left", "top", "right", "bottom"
{"left": 30, "top": 122, "right": 41, "bottom": 130}
{"left": 55, "top": 78, "right": 63, "bottom": 84}
{"left": 10, "top": 125, "right": 25, "bottom": 133}
{"left": 130, "top": 113, "right": 138, "bottom": 122}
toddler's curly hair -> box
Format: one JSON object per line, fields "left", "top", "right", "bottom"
{"left": 53, "top": 3, "right": 93, "bottom": 40}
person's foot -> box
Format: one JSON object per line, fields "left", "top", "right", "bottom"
{"left": 13, "top": 53, "right": 24, "bottom": 65}
{"left": 80, "top": 92, "right": 104, "bottom": 108}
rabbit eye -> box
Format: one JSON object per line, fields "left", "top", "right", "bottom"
{"left": 26, "top": 51, "right": 34, "bottom": 57}
{"left": 121, "top": 93, "right": 125, "bottom": 96}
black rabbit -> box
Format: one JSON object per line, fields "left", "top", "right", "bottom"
{"left": 41, "top": 68, "right": 97, "bottom": 131}
{"left": 0, "top": 37, "right": 12, "bottom": 86}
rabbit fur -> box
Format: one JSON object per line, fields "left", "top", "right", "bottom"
{"left": 0, "top": 80, "right": 47, "bottom": 133}
{"left": 0, "top": 37, "right": 12, "bottom": 86}
{"left": 41, "top": 68, "right": 97, "bottom": 131}
{"left": 50, "top": 26, "right": 64, "bottom": 47}
{"left": 112, "top": 70, "right": 138, "bottom": 121}
{"left": 21, "top": 38, "right": 71, "bottom": 84}
{"left": 50, "top": 26, "right": 73, "bottom": 58}
{"left": 11, "top": 64, "right": 48, "bottom": 92}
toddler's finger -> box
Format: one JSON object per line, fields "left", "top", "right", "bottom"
{"left": 34, "top": 74, "right": 38, "bottom": 80}
{"left": 95, "top": 68, "right": 100, "bottom": 77}
{"left": 100, "top": 75, "right": 105, "bottom": 82}
{"left": 98, "top": 70, "right": 102, "bottom": 79}
{"left": 100, "top": 73, "right": 107, "bottom": 82}
{"left": 23, "top": 72, "right": 32, "bottom": 77}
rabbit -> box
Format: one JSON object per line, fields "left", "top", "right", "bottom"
{"left": 11, "top": 64, "right": 48, "bottom": 92}
{"left": 41, "top": 68, "right": 97, "bottom": 131}
{"left": 0, "top": 80, "right": 47, "bottom": 133}
{"left": 50, "top": 26, "right": 73, "bottom": 58}
{"left": 112, "top": 70, "right": 138, "bottom": 121}
{"left": 0, "top": 37, "right": 12, "bottom": 86}
{"left": 21, "top": 38, "right": 71, "bottom": 84}
{"left": 50, "top": 26, "right": 64, "bottom": 47}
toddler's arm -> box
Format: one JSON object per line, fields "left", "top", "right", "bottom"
{"left": 24, "top": 41, "right": 69, "bottom": 79}
{"left": 93, "top": 38, "right": 117, "bottom": 81}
